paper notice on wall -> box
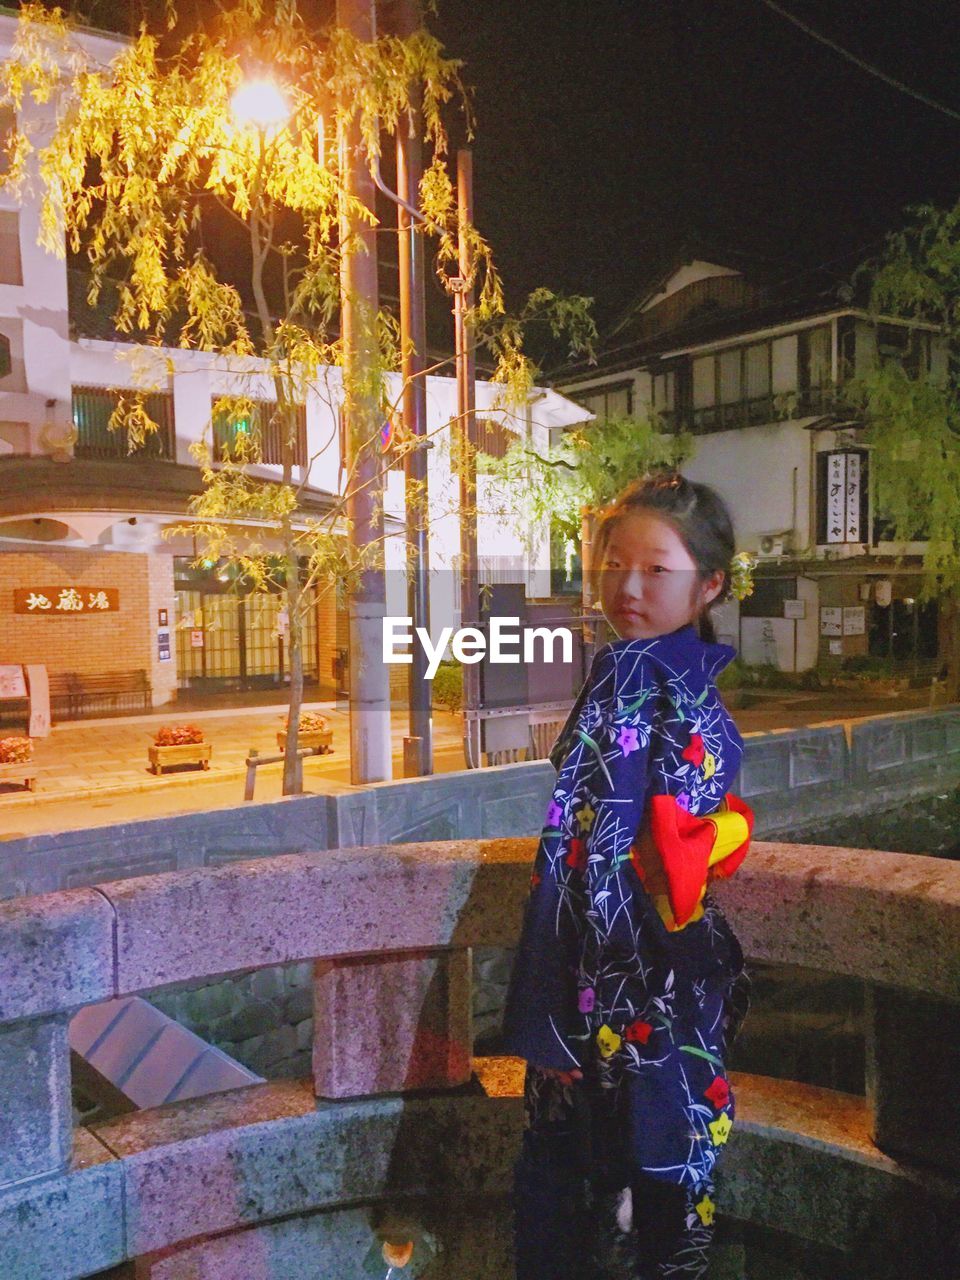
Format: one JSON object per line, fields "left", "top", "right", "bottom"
{"left": 820, "top": 607, "right": 843, "bottom": 636}
{"left": 0, "top": 665, "right": 27, "bottom": 699}
{"left": 843, "top": 606, "right": 866, "bottom": 636}
{"left": 191, "top": 629, "right": 204, "bottom": 649}
{"left": 829, "top": 639, "right": 843, "bottom": 656}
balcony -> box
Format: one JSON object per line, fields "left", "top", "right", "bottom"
{"left": 661, "top": 385, "right": 847, "bottom": 434}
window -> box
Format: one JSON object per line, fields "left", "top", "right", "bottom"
{"left": 876, "top": 323, "right": 929, "bottom": 378}
{"left": 73, "top": 386, "right": 176, "bottom": 459}
{"left": 0, "top": 211, "right": 22, "bottom": 286}
{"left": 805, "top": 325, "right": 832, "bottom": 388}
{"left": 687, "top": 340, "right": 779, "bottom": 431}
{"left": 744, "top": 342, "right": 771, "bottom": 400}
{"left": 0, "top": 320, "right": 26, "bottom": 392}
{"left": 572, "top": 380, "right": 633, "bottom": 421}
{"left": 212, "top": 398, "right": 307, "bottom": 467}
{"left": 0, "top": 104, "right": 15, "bottom": 179}
{"left": 718, "top": 348, "right": 741, "bottom": 404}
{"left": 651, "top": 369, "right": 675, "bottom": 413}
{"left": 449, "top": 416, "right": 520, "bottom": 473}
{"left": 740, "top": 577, "right": 798, "bottom": 618}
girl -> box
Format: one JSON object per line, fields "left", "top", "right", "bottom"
{"left": 503, "top": 472, "right": 753, "bottom": 1280}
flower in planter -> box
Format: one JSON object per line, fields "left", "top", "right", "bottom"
{"left": 281, "top": 710, "right": 329, "bottom": 734}
{"left": 153, "top": 724, "right": 205, "bottom": 746}
{"left": 0, "top": 736, "right": 33, "bottom": 764}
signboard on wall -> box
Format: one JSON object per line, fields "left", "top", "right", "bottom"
{"left": 784, "top": 599, "right": 806, "bottom": 620}
{"left": 824, "top": 451, "right": 864, "bottom": 544}
{"left": 843, "top": 606, "right": 866, "bottom": 636}
{"left": 14, "top": 588, "right": 119, "bottom": 614}
{"left": 819, "top": 606, "right": 843, "bottom": 637}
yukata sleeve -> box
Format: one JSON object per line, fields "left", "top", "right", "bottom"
{"left": 501, "top": 643, "right": 656, "bottom": 1069}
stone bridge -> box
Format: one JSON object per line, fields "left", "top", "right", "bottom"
{"left": 0, "top": 834, "right": 958, "bottom": 1279}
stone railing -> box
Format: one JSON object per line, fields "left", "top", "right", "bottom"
{"left": 3, "top": 706, "right": 960, "bottom": 903}
{"left": 1, "top": 839, "right": 958, "bottom": 1278}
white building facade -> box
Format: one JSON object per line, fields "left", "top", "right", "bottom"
{"left": 559, "top": 259, "right": 947, "bottom": 674}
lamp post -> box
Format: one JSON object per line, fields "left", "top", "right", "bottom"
{"left": 231, "top": 39, "right": 438, "bottom": 782}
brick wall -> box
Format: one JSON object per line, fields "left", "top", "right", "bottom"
{"left": 0, "top": 548, "right": 177, "bottom": 705}
{"left": 315, "top": 584, "right": 338, "bottom": 698}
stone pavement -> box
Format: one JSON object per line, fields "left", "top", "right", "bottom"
{"left": 0, "top": 699, "right": 469, "bottom": 840}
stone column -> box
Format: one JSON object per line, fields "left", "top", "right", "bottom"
{"left": 0, "top": 1014, "right": 71, "bottom": 1185}
{"left": 313, "top": 948, "right": 472, "bottom": 1097}
{"left": 866, "top": 983, "right": 960, "bottom": 1171}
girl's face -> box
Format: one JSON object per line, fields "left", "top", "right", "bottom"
{"left": 598, "top": 509, "right": 724, "bottom": 641}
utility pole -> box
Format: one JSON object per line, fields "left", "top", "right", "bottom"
{"left": 337, "top": 0, "right": 392, "bottom": 783}
{"left": 393, "top": 0, "right": 433, "bottom": 776}
{"left": 454, "top": 149, "right": 481, "bottom": 769}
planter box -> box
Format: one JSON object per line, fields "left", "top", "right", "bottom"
{"left": 276, "top": 728, "right": 334, "bottom": 754}
{"left": 0, "top": 761, "right": 36, "bottom": 791}
{"left": 148, "top": 742, "right": 212, "bottom": 775}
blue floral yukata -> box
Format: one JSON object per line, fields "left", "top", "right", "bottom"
{"left": 502, "top": 625, "right": 753, "bottom": 1280}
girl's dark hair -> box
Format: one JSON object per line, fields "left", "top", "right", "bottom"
{"left": 592, "top": 471, "right": 736, "bottom": 643}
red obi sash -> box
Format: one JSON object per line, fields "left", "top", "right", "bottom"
{"left": 630, "top": 793, "right": 754, "bottom": 931}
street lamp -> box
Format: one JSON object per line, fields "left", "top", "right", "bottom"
{"left": 229, "top": 79, "right": 290, "bottom": 132}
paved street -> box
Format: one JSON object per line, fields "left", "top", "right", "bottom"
{"left": 0, "top": 685, "right": 935, "bottom": 841}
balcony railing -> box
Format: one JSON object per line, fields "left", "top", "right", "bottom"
{"left": 661, "top": 385, "right": 846, "bottom": 434}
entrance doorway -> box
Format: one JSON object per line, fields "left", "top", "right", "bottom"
{"left": 175, "top": 579, "right": 319, "bottom": 691}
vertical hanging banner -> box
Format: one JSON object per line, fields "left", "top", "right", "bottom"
{"left": 827, "top": 452, "right": 846, "bottom": 544}
{"left": 845, "top": 451, "right": 862, "bottom": 543}
{"left": 825, "top": 452, "right": 863, "bottom": 544}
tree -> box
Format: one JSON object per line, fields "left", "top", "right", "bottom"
{"left": 1, "top": 0, "right": 593, "bottom": 790}
{"left": 853, "top": 203, "right": 960, "bottom": 694}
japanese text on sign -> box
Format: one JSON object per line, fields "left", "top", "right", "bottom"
{"left": 825, "top": 452, "right": 863, "bottom": 544}
{"left": 14, "top": 588, "right": 119, "bottom": 614}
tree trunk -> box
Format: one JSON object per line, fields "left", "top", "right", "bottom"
{"left": 945, "top": 585, "right": 960, "bottom": 703}
{"left": 281, "top": 507, "right": 305, "bottom": 796}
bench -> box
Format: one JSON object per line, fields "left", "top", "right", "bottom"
{"left": 49, "top": 670, "right": 152, "bottom": 720}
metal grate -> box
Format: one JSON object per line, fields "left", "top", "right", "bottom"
{"left": 72, "top": 386, "right": 176, "bottom": 460}
{"left": 211, "top": 399, "right": 307, "bottom": 467}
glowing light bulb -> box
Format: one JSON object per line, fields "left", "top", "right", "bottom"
{"left": 230, "top": 79, "right": 290, "bottom": 131}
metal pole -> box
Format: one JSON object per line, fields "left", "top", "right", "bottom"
{"left": 338, "top": 0, "right": 392, "bottom": 783}
{"left": 456, "top": 149, "right": 481, "bottom": 769}
{"left": 394, "top": 0, "right": 433, "bottom": 776}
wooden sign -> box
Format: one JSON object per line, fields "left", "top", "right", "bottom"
{"left": 24, "top": 664, "right": 50, "bottom": 738}
{"left": 14, "top": 587, "right": 119, "bottom": 614}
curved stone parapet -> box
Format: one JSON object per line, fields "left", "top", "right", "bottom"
{"left": 0, "top": 838, "right": 957, "bottom": 1278}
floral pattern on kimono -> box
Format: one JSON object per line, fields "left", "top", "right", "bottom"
{"left": 503, "top": 623, "right": 751, "bottom": 1194}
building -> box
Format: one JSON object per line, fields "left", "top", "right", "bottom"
{"left": 557, "top": 256, "right": 948, "bottom": 674}
{"left": 0, "top": 13, "right": 583, "bottom": 712}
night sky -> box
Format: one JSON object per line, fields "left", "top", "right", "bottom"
{"left": 430, "top": 0, "right": 960, "bottom": 329}
{"left": 51, "top": 0, "right": 960, "bottom": 338}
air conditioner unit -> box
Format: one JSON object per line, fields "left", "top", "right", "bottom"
{"left": 757, "top": 531, "right": 793, "bottom": 559}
